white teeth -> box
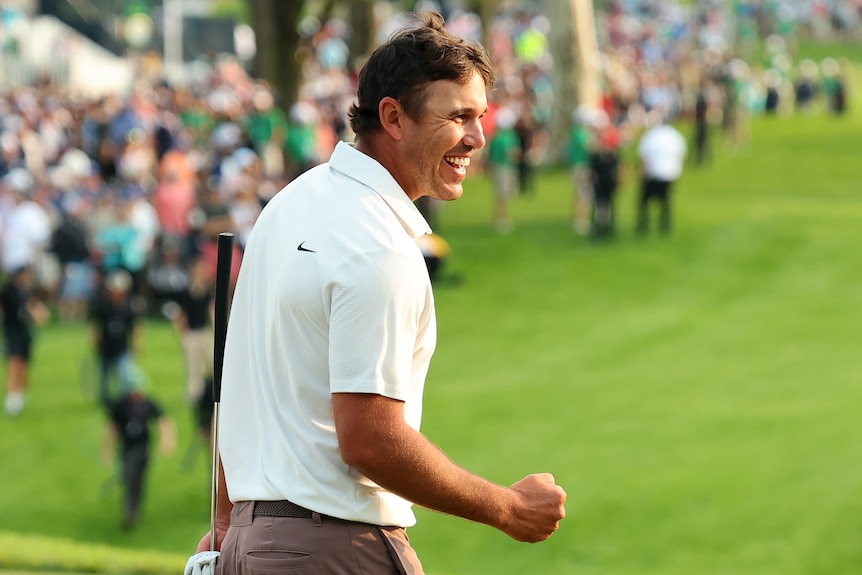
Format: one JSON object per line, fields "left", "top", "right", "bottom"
{"left": 445, "top": 156, "right": 470, "bottom": 167}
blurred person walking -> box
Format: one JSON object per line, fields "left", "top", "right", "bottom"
{"left": 102, "top": 379, "right": 176, "bottom": 530}
{"left": 636, "top": 114, "right": 687, "bottom": 235}
{"left": 192, "top": 12, "right": 565, "bottom": 575}
{"left": 88, "top": 269, "right": 141, "bottom": 407}
{"left": 1, "top": 266, "right": 49, "bottom": 416}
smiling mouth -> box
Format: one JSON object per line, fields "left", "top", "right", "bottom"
{"left": 444, "top": 156, "right": 470, "bottom": 169}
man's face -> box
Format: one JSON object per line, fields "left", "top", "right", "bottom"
{"left": 397, "top": 72, "right": 488, "bottom": 201}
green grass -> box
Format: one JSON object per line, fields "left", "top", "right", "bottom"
{"left": 0, "top": 320, "right": 201, "bottom": 573}
{"left": 3, "top": 63, "right": 862, "bottom": 575}
{"left": 407, "top": 105, "right": 862, "bottom": 574}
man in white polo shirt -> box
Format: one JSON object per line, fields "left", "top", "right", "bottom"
{"left": 636, "top": 111, "right": 688, "bottom": 235}
{"left": 194, "top": 11, "right": 566, "bottom": 574}
{"left": 0, "top": 168, "right": 51, "bottom": 276}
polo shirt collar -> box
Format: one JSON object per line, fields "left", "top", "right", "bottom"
{"left": 330, "top": 141, "right": 432, "bottom": 239}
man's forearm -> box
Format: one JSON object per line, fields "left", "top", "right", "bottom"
{"left": 333, "top": 393, "right": 514, "bottom": 532}
{"left": 367, "top": 425, "right": 514, "bottom": 531}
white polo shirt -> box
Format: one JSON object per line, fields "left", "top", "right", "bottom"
{"left": 1, "top": 200, "right": 51, "bottom": 273}
{"left": 219, "top": 141, "right": 436, "bottom": 527}
{"left": 637, "top": 123, "right": 688, "bottom": 182}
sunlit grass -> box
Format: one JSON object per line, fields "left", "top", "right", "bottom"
{"left": 2, "top": 51, "right": 862, "bottom": 575}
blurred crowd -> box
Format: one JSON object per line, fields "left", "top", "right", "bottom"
{"left": 0, "top": 0, "right": 856, "bottom": 313}
{"left": 481, "top": 0, "right": 853, "bottom": 235}
{"left": 0, "top": 0, "right": 854, "bottom": 374}
{"left": 0, "top": 63, "right": 317, "bottom": 317}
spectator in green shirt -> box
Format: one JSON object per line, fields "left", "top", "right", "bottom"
{"left": 487, "top": 107, "right": 522, "bottom": 234}
{"left": 568, "top": 106, "right": 600, "bottom": 235}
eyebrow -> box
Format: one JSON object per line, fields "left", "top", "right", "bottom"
{"left": 448, "top": 106, "right": 488, "bottom": 117}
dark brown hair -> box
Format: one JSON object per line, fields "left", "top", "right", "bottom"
{"left": 348, "top": 11, "right": 495, "bottom": 137}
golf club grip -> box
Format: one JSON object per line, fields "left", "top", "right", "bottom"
{"left": 213, "top": 232, "right": 234, "bottom": 404}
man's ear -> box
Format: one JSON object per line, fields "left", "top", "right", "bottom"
{"left": 378, "top": 97, "right": 404, "bottom": 140}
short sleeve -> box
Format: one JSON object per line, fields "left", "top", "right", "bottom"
{"left": 327, "top": 248, "right": 429, "bottom": 401}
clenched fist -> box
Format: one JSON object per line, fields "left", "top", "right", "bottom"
{"left": 503, "top": 473, "right": 567, "bottom": 543}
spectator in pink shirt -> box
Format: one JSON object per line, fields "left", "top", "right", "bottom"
{"left": 152, "top": 150, "right": 197, "bottom": 241}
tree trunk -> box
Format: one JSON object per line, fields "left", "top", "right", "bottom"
{"left": 248, "top": 0, "right": 305, "bottom": 109}
{"left": 547, "top": 0, "right": 576, "bottom": 165}
{"left": 571, "top": 0, "right": 601, "bottom": 109}
{"left": 347, "top": 0, "right": 376, "bottom": 69}
{"left": 476, "top": 0, "right": 497, "bottom": 60}
{"left": 547, "top": 0, "right": 600, "bottom": 165}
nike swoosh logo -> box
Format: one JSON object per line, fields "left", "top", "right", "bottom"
{"left": 297, "top": 242, "right": 316, "bottom": 253}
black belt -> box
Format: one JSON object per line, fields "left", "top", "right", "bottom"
{"left": 253, "top": 500, "right": 314, "bottom": 519}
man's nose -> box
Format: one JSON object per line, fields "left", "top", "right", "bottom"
{"left": 464, "top": 118, "right": 486, "bottom": 150}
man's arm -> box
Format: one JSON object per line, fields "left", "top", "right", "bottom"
{"left": 333, "top": 392, "right": 566, "bottom": 543}
{"left": 194, "top": 459, "right": 232, "bottom": 553}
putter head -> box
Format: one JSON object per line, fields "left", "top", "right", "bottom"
{"left": 184, "top": 551, "right": 220, "bottom": 575}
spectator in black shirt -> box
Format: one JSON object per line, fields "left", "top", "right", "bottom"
{"left": 589, "top": 127, "right": 623, "bottom": 240}
{"left": 88, "top": 269, "right": 140, "bottom": 407}
{"left": 103, "top": 382, "right": 176, "bottom": 529}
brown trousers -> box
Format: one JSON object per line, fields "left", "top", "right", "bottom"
{"left": 216, "top": 501, "right": 425, "bottom": 575}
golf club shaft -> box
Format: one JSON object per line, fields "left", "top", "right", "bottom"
{"left": 210, "top": 232, "right": 234, "bottom": 552}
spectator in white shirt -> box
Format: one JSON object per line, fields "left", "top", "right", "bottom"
{"left": 1, "top": 168, "right": 52, "bottom": 275}
{"left": 636, "top": 113, "right": 688, "bottom": 234}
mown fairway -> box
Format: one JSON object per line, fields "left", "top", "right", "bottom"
{"left": 2, "top": 69, "right": 862, "bottom": 575}
{"left": 411, "top": 94, "right": 862, "bottom": 574}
